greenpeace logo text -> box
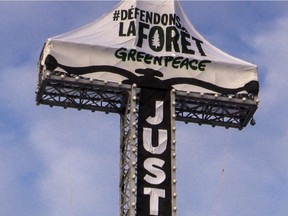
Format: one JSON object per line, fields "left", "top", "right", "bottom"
{"left": 115, "top": 47, "right": 211, "bottom": 71}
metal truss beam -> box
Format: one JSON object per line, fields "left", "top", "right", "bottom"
{"left": 36, "top": 71, "right": 258, "bottom": 130}
{"left": 36, "top": 71, "right": 130, "bottom": 114}
{"left": 175, "top": 91, "right": 258, "bottom": 130}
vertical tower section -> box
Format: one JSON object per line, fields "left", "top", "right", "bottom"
{"left": 171, "top": 89, "right": 177, "bottom": 216}
{"left": 119, "top": 84, "right": 138, "bottom": 216}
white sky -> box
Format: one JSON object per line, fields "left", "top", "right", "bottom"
{"left": 1, "top": 1, "right": 288, "bottom": 216}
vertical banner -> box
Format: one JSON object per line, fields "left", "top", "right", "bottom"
{"left": 137, "top": 88, "right": 172, "bottom": 216}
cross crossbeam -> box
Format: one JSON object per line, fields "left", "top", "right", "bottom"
{"left": 36, "top": 71, "right": 258, "bottom": 130}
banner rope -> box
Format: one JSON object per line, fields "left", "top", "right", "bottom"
{"left": 63, "top": 84, "right": 74, "bottom": 216}
{"left": 211, "top": 115, "right": 235, "bottom": 216}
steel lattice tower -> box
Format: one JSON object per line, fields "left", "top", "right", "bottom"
{"left": 36, "top": 68, "right": 258, "bottom": 215}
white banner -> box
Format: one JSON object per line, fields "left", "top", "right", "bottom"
{"left": 40, "top": 0, "right": 259, "bottom": 95}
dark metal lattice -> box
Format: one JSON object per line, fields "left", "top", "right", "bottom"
{"left": 36, "top": 70, "right": 258, "bottom": 130}
{"left": 175, "top": 91, "right": 258, "bottom": 129}
{"left": 36, "top": 71, "right": 130, "bottom": 114}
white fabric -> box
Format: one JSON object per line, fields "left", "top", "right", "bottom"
{"left": 144, "top": 187, "right": 165, "bottom": 215}
{"left": 143, "top": 128, "right": 168, "bottom": 154}
{"left": 146, "top": 101, "right": 164, "bottom": 125}
{"left": 40, "top": 0, "right": 258, "bottom": 94}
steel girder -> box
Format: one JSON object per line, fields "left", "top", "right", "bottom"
{"left": 36, "top": 70, "right": 130, "bottom": 114}
{"left": 119, "top": 85, "right": 138, "bottom": 216}
{"left": 175, "top": 91, "right": 258, "bottom": 130}
{"left": 36, "top": 70, "right": 258, "bottom": 130}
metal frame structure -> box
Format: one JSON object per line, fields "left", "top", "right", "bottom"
{"left": 36, "top": 69, "right": 258, "bottom": 216}
{"left": 36, "top": 70, "right": 258, "bottom": 129}
{"left": 119, "top": 84, "right": 138, "bottom": 216}
{"left": 170, "top": 90, "right": 177, "bottom": 215}
{"left": 175, "top": 91, "right": 258, "bottom": 130}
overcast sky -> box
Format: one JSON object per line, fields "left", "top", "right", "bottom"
{"left": 1, "top": 1, "right": 288, "bottom": 216}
